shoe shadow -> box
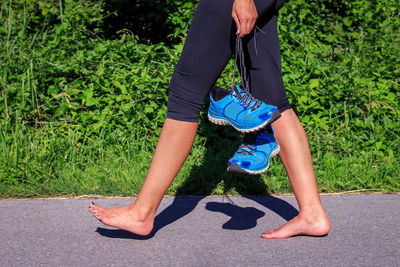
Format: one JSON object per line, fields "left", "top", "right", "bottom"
{"left": 205, "top": 196, "right": 298, "bottom": 231}
{"left": 205, "top": 202, "right": 265, "bottom": 230}
{"left": 96, "top": 116, "right": 298, "bottom": 239}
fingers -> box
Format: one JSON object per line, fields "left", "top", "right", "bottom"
{"left": 240, "top": 17, "right": 251, "bottom": 37}
{"left": 242, "top": 14, "right": 258, "bottom": 37}
{"left": 232, "top": 0, "right": 258, "bottom": 37}
{"left": 232, "top": 12, "right": 241, "bottom": 35}
{"left": 233, "top": 13, "right": 256, "bottom": 38}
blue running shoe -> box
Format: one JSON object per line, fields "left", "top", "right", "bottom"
{"left": 208, "top": 86, "right": 281, "bottom": 133}
{"left": 227, "top": 126, "right": 280, "bottom": 175}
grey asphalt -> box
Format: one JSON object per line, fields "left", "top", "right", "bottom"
{"left": 1, "top": 194, "right": 399, "bottom": 266}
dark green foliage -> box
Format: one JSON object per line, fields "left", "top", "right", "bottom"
{"left": 102, "top": 0, "right": 197, "bottom": 43}
{"left": 0, "top": 0, "right": 399, "bottom": 197}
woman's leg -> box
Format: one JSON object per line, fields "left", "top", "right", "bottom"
{"left": 243, "top": 7, "right": 330, "bottom": 238}
{"left": 89, "top": 119, "right": 197, "bottom": 235}
{"left": 260, "top": 110, "right": 330, "bottom": 238}
{"left": 89, "top": 0, "right": 239, "bottom": 235}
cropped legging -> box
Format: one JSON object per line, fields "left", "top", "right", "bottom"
{"left": 167, "top": 0, "right": 291, "bottom": 122}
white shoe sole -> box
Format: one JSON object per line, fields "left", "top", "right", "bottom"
{"left": 227, "top": 145, "right": 280, "bottom": 175}
{"left": 207, "top": 110, "right": 281, "bottom": 133}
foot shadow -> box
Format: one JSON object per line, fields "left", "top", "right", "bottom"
{"left": 96, "top": 227, "right": 154, "bottom": 240}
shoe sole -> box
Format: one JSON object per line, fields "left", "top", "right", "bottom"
{"left": 208, "top": 110, "right": 281, "bottom": 133}
{"left": 226, "top": 145, "right": 280, "bottom": 175}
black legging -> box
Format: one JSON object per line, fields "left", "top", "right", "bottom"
{"left": 167, "top": 0, "right": 290, "bottom": 122}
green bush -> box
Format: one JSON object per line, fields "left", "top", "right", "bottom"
{"left": 278, "top": 0, "right": 399, "bottom": 155}
{"left": 0, "top": 0, "right": 399, "bottom": 196}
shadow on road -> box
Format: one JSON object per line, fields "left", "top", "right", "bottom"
{"left": 96, "top": 121, "right": 298, "bottom": 239}
{"left": 206, "top": 202, "right": 265, "bottom": 230}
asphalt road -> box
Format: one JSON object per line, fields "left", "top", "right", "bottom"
{"left": 1, "top": 194, "right": 399, "bottom": 266}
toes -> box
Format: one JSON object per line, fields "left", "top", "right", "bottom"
{"left": 92, "top": 212, "right": 102, "bottom": 221}
{"left": 88, "top": 202, "right": 97, "bottom": 213}
{"left": 88, "top": 202, "right": 104, "bottom": 221}
{"left": 89, "top": 201, "right": 103, "bottom": 213}
{"left": 260, "top": 230, "right": 272, "bottom": 238}
{"left": 89, "top": 201, "right": 96, "bottom": 209}
{"left": 261, "top": 230, "right": 283, "bottom": 239}
{"left": 89, "top": 201, "right": 99, "bottom": 208}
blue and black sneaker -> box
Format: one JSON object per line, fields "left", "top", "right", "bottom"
{"left": 208, "top": 86, "right": 281, "bottom": 133}
{"left": 227, "top": 126, "right": 280, "bottom": 175}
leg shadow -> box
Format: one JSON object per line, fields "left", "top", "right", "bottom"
{"left": 245, "top": 196, "right": 299, "bottom": 222}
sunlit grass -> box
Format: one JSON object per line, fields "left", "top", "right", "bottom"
{"left": 1, "top": 122, "right": 398, "bottom": 198}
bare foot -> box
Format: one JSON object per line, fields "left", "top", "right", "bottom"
{"left": 88, "top": 202, "right": 154, "bottom": 236}
{"left": 261, "top": 210, "right": 330, "bottom": 239}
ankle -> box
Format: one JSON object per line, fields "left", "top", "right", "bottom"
{"left": 298, "top": 207, "right": 331, "bottom": 233}
{"left": 129, "top": 202, "right": 156, "bottom": 222}
{"left": 299, "top": 205, "right": 327, "bottom": 221}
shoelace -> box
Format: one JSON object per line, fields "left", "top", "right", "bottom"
{"left": 232, "top": 87, "right": 262, "bottom": 111}
{"left": 232, "top": 34, "right": 249, "bottom": 91}
{"left": 237, "top": 143, "right": 255, "bottom": 155}
{"left": 231, "top": 33, "right": 265, "bottom": 111}
{"left": 253, "top": 25, "right": 266, "bottom": 56}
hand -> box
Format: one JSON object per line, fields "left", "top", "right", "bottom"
{"left": 232, "top": 0, "right": 258, "bottom": 37}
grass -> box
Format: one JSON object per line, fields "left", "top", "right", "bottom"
{"left": 1, "top": 119, "right": 398, "bottom": 198}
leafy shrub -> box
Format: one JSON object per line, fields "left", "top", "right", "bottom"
{"left": 278, "top": 0, "right": 399, "bottom": 158}
{"left": 0, "top": 0, "right": 399, "bottom": 195}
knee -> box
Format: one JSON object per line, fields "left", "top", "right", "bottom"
{"left": 167, "top": 92, "right": 203, "bottom": 122}
{"left": 166, "top": 73, "right": 207, "bottom": 122}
